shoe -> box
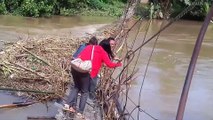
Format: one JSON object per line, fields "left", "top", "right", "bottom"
{"left": 63, "top": 104, "right": 69, "bottom": 110}
{"left": 87, "top": 98, "right": 95, "bottom": 106}
{"left": 62, "top": 104, "right": 76, "bottom": 113}
{"left": 68, "top": 107, "right": 76, "bottom": 113}
{"left": 76, "top": 113, "right": 85, "bottom": 119}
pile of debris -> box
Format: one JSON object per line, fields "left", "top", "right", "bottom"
{"left": 0, "top": 25, "right": 118, "bottom": 101}
{"left": 0, "top": 36, "right": 77, "bottom": 101}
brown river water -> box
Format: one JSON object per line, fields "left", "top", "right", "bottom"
{"left": 0, "top": 15, "right": 213, "bottom": 120}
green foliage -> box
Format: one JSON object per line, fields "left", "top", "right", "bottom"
{"left": 0, "top": 1, "right": 7, "bottom": 14}
{"left": 99, "top": 1, "right": 125, "bottom": 16}
{"left": 141, "top": 0, "right": 213, "bottom": 20}
{"left": 87, "top": 0, "right": 105, "bottom": 9}
{"left": 36, "top": 0, "right": 55, "bottom": 17}
{"left": 60, "top": 8, "right": 78, "bottom": 16}
{"left": 0, "top": 0, "right": 126, "bottom": 17}
{"left": 4, "top": 0, "right": 22, "bottom": 13}
{"left": 135, "top": 4, "right": 150, "bottom": 18}
{"left": 1, "top": 0, "right": 56, "bottom": 17}
{"left": 135, "top": 3, "right": 164, "bottom": 19}
{"left": 17, "top": 0, "right": 39, "bottom": 17}
{"left": 151, "top": 3, "right": 164, "bottom": 19}
{"left": 171, "top": 0, "right": 212, "bottom": 20}
{"left": 59, "top": 0, "right": 88, "bottom": 9}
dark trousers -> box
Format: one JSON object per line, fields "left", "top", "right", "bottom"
{"left": 89, "top": 76, "right": 99, "bottom": 100}
{"left": 67, "top": 67, "right": 90, "bottom": 114}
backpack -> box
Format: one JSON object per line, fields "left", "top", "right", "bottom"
{"left": 72, "top": 43, "right": 87, "bottom": 59}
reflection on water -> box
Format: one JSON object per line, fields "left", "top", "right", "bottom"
{"left": 125, "top": 20, "right": 213, "bottom": 120}
{"left": 0, "top": 92, "right": 58, "bottom": 120}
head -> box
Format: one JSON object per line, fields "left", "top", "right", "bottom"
{"left": 107, "top": 37, "right": 116, "bottom": 49}
{"left": 88, "top": 36, "right": 98, "bottom": 45}
{"left": 99, "top": 38, "right": 114, "bottom": 59}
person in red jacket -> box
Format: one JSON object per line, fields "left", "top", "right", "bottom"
{"left": 66, "top": 39, "right": 122, "bottom": 118}
{"left": 88, "top": 37, "right": 120, "bottom": 101}
{"left": 99, "top": 37, "right": 121, "bottom": 61}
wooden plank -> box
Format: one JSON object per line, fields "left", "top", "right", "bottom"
{"left": 0, "top": 102, "right": 35, "bottom": 109}
{"left": 27, "top": 116, "right": 56, "bottom": 120}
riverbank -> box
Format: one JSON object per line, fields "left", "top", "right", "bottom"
{"left": 0, "top": 0, "right": 126, "bottom": 17}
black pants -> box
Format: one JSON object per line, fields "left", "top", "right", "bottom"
{"left": 89, "top": 76, "right": 99, "bottom": 100}
{"left": 67, "top": 67, "right": 90, "bottom": 114}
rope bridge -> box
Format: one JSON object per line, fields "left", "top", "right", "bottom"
{"left": 94, "top": 0, "right": 213, "bottom": 120}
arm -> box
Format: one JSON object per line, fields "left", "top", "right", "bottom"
{"left": 102, "top": 49, "right": 122, "bottom": 68}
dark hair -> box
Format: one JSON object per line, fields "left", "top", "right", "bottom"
{"left": 107, "top": 37, "right": 115, "bottom": 41}
{"left": 99, "top": 38, "right": 114, "bottom": 59}
{"left": 88, "top": 36, "right": 98, "bottom": 45}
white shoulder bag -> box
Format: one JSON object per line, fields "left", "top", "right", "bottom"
{"left": 70, "top": 46, "right": 94, "bottom": 73}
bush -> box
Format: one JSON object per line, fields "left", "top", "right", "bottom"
{"left": 171, "top": 0, "right": 212, "bottom": 20}
{"left": 0, "top": 0, "right": 126, "bottom": 17}
{"left": 36, "top": 0, "right": 55, "bottom": 17}
{"left": 0, "top": 1, "right": 7, "bottom": 14}
{"left": 87, "top": 0, "right": 106, "bottom": 10}
{"left": 135, "top": 4, "right": 150, "bottom": 18}
{"left": 18, "top": 0, "right": 39, "bottom": 17}
{"left": 60, "top": 8, "right": 78, "bottom": 16}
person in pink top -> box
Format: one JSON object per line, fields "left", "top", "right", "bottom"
{"left": 66, "top": 37, "right": 122, "bottom": 118}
